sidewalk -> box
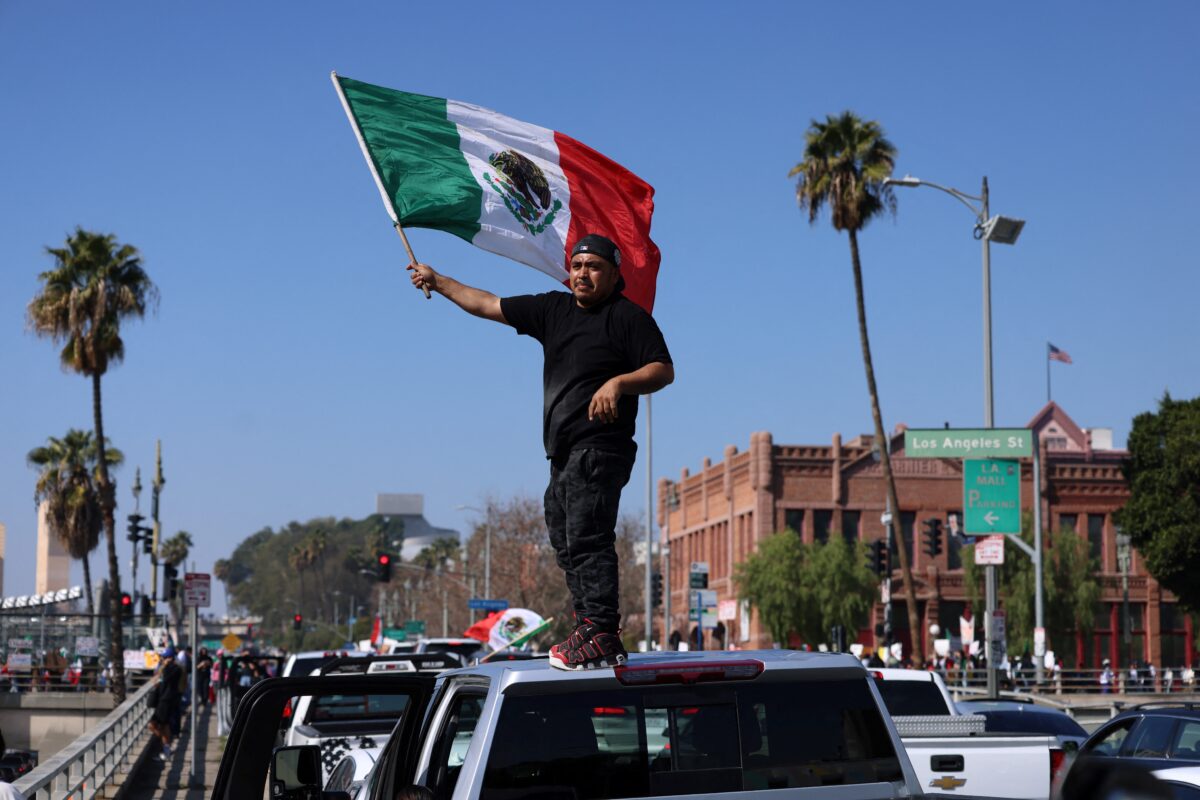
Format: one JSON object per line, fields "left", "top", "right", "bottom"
{"left": 121, "top": 703, "right": 225, "bottom": 800}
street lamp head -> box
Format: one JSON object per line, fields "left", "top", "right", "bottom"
{"left": 980, "top": 215, "right": 1025, "bottom": 245}
{"left": 884, "top": 174, "right": 922, "bottom": 188}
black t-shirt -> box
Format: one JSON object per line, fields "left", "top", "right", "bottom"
{"left": 159, "top": 660, "right": 182, "bottom": 702}
{"left": 500, "top": 291, "right": 671, "bottom": 460}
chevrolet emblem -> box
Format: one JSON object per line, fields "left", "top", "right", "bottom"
{"left": 929, "top": 775, "right": 967, "bottom": 790}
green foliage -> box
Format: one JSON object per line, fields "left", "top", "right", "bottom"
{"left": 963, "top": 513, "right": 1100, "bottom": 656}
{"left": 735, "top": 530, "right": 878, "bottom": 646}
{"left": 790, "top": 111, "right": 897, "bottom": 234}
{"left": 26, "top": 429, "right": 122, "bottom": 615}
{"left": 1116, "top": 393, "right": 1200, "bottom": 612}
{"left": 221, "top": 515, "right": 393, "bottom": 639}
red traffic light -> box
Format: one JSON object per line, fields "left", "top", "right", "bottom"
{"left": 293, "top": 614, "right": 302, "bottom": 622}
{"left": 378, "top": 554, "right": 390, "bottom": 565}
{"left": 120, "top": 593, "right": 132, "bottom": 606}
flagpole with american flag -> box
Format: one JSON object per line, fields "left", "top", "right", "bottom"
{"left": 1047, "top": 342, "right": 1073, "bottom": 402}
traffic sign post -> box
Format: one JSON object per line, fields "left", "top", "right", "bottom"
{"left": 182, "top": 572, "right": 210, "bottom": 790}
{"left": 904, "top": 429, "right": 1033, "bottom": 459}
{"left": 689, "top": 562, "right": 709, "bottom": 589}
{"left": 963, "top": 459, "right": 1021, "bottom": 534}
{"left": 974, "top": 535, "right": 1005, "bottom": 565}
{"left": 467, "top": 599, "right": 509, "bottom": 612}
{"left": 182, "top": 573, "right": 211, "bottom": 608}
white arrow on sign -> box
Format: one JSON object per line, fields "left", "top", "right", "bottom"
{"left": 984, "top": 512, "right": 999, "bottom": 526}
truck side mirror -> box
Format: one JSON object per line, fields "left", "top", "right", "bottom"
{"left": 270, "top": 745, "right": 322, "bottom": 798}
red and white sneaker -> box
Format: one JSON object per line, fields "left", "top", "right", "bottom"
{"left": 548, "top": 622, "right": 627, "bottom": 671}
{"left": 548, "top": 617, "right": 590, "bottom": 663}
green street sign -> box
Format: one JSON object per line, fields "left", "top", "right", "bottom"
{"left": 403, "top": 619, "right": 426, "bottom": 635}
{"left": 963, "top": 459, "right": 1021, "bottom": 534}
{"left": 382, "top": 628, "right": 408, "bottom": 641}
{"left": 905, "top": 429, "right": 1033, "bottom": 459}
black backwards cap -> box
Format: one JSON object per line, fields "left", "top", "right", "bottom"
{"left": 571, "top": 234, "right": 625, "bottom": 292}
{"left": 571, "top": 234, "right": 621, "bottom": 267}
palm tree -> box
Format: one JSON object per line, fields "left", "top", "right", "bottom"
{"left": 27, "top": 430, "right": 123, "bottom": 616}
{"left": 289, "top": 544, "right": 312, "bottom": 617}
{"left": 27, "top": 227, "right": 158, "bottom": 700}
{"left": 308, "top": 530, "right": 329, "bottom": 620}
{"left": 159, "top": 530, "right": 193, "bottom": 567}
{"left": 790, "top": 112, "right": 923, "bottom": 666}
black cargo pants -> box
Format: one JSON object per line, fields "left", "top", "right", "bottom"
{"left": 545, "top": 448, "right": 634, "bottom": 633}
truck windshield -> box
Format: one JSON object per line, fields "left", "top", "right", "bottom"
{"left": 481, "top": 678, "right": 902, "bottom": 798}
{"left": 873, "top": 680, "right": 951, "bottom": 715}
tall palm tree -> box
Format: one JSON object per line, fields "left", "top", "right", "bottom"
{"left": 27, "top": 227, "right": 158, "bottom": 700}
{"left": 289, "top": 544, "right": 312, "bottom": 617}
{"left": 27, "top": 430, "right": 123, "bottom": 615}
{"left": 308, "top": 530, "right": 329, "bottom": 620}
{"left": 790, "top": 112, "right": 923, "bottom": 666}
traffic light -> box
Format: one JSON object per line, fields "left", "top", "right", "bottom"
{"left": 922, "top": 518, "right": 944, "bottom": 559}
{"left": 377, "top": 553, "right": 393, "bottom": 583}
{"left": 651, "top": 572, "right": 663, "bottom": 608}
{"left": 139, "top": 595, "right": 152, "bottom": 618}
{"left": 868, "top": 539, "right": 889, "bottom": 577}
{"left": 143, "top": 533, "right": 154, "bottom": 555}
{"left": 163, "top": 564, "right": 179, "bottom": 601}
{"left": 293, "top": 613, "right": 303, "bottom": 631}
{"left": 126, "top": 513, "right": 144, "bottom": 542}
{"left": 120, "top": 592, "right": 133, "bottom": 618}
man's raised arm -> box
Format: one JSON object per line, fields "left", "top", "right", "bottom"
{"left": 407, "top": 263, "right": 507, "bottom": 325}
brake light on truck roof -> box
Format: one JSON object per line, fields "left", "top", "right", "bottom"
{"left": 614, "top": 659, "right": 764, "bottom": 686}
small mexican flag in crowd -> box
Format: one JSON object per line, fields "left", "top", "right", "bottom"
{"left": 332, "top": 73, "right": 661, "bottom": 314}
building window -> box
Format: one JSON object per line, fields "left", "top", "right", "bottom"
{"left": 1046, "top": 436, "right": 1069, "bottom": 450}
{"left": 1060, "top": 513, "right": 1078, "bottom": 534}
{"left": 784, "top": 509, "right": 805, "bottom": 536}
{"left": 1088, "top": 514, "right": 1105, "bottom": 564}
{"left": 813, "top": 510, "right": 833, "bottom": 544}
{"left": 841, "top": 510, "right": 860, "bottom": 545}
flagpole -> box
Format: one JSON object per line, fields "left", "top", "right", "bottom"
{"left": 331, "top": 71, "right": 430, "bottom": 299}
{"left": 1046, "top": 342, "right": 1051, "bottom": 403}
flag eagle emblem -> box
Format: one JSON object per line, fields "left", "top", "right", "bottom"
{"left": 484, "top": 149, "right": 563, "bottom": 236}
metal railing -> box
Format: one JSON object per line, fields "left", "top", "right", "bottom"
{"left": 13, "top": 678, "right": 156, "bottom": 800}
{"left": 934, "top": 666, "right": 1200, "bottom": 695}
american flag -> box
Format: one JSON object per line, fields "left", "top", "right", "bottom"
{"left": 1048, "top": 343, "right": 1073, "bottom": 364}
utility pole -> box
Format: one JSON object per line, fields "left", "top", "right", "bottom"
{"left": 130, "top": 469, "right": 143, "bottom": 612}
{"left": 150, "top": 441, "right": 165, "bottom": 611}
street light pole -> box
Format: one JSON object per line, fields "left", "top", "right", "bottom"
{"left": 885, "top": 174, "right": 1027, "bottom": 698}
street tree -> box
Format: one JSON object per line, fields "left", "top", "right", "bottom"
{"left": 790, "top": 113, "right": 922, "bottom": 665}
{"left": 963, "top": 516, "right": 1099, "bottom": 660}
{"left": 1116, "top": 393, "right": 1200, "bottom": 612}
{"left": 27, "top": 228, "right": 157, "bottom": 701}
{"left": 808, "top": 535, "right": 880, "bottom": 644}
{"left": 27, "top": 429, "right": 123, "bottom": 615}
{"left": 460, "top": 495, "right": 646, "bottom": 646}
{"left": 734, "top": 529, "right": 808, "bottom": 646}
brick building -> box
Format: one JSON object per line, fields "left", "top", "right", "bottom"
{"left": 657, "top": 403, "right": 1193, "bottom": 669}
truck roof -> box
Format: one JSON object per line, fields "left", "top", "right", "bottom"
{"left": 438, "top": 648, "right": 868, "bottom": 690}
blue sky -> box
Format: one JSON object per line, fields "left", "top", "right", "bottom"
{"left": 2, "top": 3, "right": 1197, "bottom": 613}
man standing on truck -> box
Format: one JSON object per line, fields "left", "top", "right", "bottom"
{"left": 408, "top": 233, "right": 673, "bottom": 670}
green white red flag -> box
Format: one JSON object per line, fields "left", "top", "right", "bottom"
{"left": 332, "top": 73, "right": 661, "bottom": 313}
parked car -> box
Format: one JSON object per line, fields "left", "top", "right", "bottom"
{"left": 1154, "top": 765, "right": 1200, "bottom": 799}
{"left": 1074, "top": 702, "right": 1200, "bottom": 775}
{"left": 216, "top": 650, "right": 927, "bottom": 798}
{"left": 281, "top": 648, "right": 367, "bottom": 678}
{"left": 284, "top": 652, "right": 464, "bottom": 781}
{"left": 956, "top": 698, "right": 1089, "bottom": 750}
{"left": 413, "top": 637, "right": 484, "bottom": 664}
{"left": 872, "top": 669, "right": 1063, "bottom": 797}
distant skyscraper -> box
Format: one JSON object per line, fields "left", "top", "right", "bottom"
{"left": 36, "top": 501, "right": 70, "bottom": 594}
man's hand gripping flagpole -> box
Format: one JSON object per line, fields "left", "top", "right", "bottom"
{"left": 394, "top": 224, "right": 431, "bottom": 299}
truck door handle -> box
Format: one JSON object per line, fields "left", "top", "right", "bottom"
{"left": 931, "top": 755, "right": 964, "bottom": 772}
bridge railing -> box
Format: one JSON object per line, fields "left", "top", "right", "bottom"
{"left": 13, "top": 679, "right": 155, "bottom": 800}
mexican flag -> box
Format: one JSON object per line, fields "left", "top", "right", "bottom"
{"left": 332, "top": 73, "right": 661, "bottom": 313}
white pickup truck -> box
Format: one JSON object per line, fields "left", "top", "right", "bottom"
{"left": 216, "top": 650, "right": 944, "bottom": 799}
{"left": 873, "top": 668, "right": 1064, "bottom": 798}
